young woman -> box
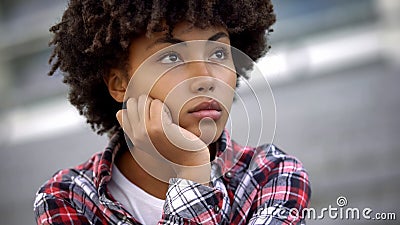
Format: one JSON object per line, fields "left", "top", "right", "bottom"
{"left": 34, "top": 1, "right": 311, "bottom": 224}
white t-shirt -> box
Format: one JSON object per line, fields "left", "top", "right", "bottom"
{"left": 107, "top": 164, "right": 164, "bottom": 225}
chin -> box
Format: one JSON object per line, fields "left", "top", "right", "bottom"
{"left": 192, "top": 125, "right": 224, "bottom": 144}
{"left": 180, "top": 114, "right": 227, "bottom": 144}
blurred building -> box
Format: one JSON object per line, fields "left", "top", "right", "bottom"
{"left": 0, "top": 0, "right": 399, "bottom": 224}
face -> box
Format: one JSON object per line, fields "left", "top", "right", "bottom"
{"left": 123, "top": 22, "right": 237, "bottom": 143}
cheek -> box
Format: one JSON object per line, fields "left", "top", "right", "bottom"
{"left": 149, "top": 73, "right": 190, "bottom": 125}
{"left": 216, "top": 71, "right": 237, "bottom": 109}
{"left": 228, "top": 73, "right": 237, "bottom": 90}
{"left": 149, "top": 75, "right": 182, "bottom": 101}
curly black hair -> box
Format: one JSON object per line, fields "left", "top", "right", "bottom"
{"left": 48, "top": 0, "right": 276, "bottom": 136}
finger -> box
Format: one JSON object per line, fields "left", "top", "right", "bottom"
{"left": 116, "top": 109, "right": 134, "bottom": 144}
{"left": 161, "top": 102, "right": 173, "bottom": 125}
{"left": 116, "top": 109, "right": 123, "bottom": 126}
{"left": 126, "top": 98, "right": 139, "bottom": 125}
{"left": 138, "top": 95, "right": 152, "bottom": 123}
{"left": 149, "top": 99, "right": 163, "bottom": 122}
{"left": 145, "top": 96, "right": 153, "bottom": 122}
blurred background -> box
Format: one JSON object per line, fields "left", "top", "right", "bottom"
{"left": 0, "top": 0, "right": 399, "bottom": 224}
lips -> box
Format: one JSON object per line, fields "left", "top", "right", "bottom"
{"left": 188, "top": 100, "right": 222, "bottom": 120}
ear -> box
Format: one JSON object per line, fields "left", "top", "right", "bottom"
{"left": 104, "top": 69, "right": 129, "bottom": 103}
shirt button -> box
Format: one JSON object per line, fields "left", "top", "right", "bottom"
{"left": 225, "top": 172, "right": 233, "bottom": 179}
{"left": 214, "top": 205, "right": 220, "bottom": 213}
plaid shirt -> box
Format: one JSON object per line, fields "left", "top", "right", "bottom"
{"left": 34, "top": 130, "right": 311, "bottom": 224}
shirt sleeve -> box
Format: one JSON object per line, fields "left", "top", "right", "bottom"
{"left": 34, "top": 192, "right": 91, "bottom": 225}
{"left": 247, "top": 150, "right": 311, "bottom": 225}
{"left": 159, "top": 178, "right": 225, "bottom": 225}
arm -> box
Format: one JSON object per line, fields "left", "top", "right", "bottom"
{"left": 34, "top": 192, "right": 91, "bottom": 225}
{"left": 247, "top": 147, "right": 311, "bottom": 224}
{"left": 157, "top": 156, "right": 311, "bottom": 225}
{"left": 159, "top": 178, "right": 225, "bottom": 225}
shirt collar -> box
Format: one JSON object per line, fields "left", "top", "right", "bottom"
{"left": 213, "top": 129, "right": 237, "bottom": 179}
{"left": 95, "top": 129, "right": 124, "bottom": 190}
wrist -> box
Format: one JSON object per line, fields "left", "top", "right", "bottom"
{"left": 175, "top": 163, "right": 211, "bottom": 185}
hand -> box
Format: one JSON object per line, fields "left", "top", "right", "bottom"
{"left": 116, "top": 95, "right": 211, "bottom": 184}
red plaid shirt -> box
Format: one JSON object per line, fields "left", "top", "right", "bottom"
{"left": 34, "top": 130, "right": 311, "bottom": 224}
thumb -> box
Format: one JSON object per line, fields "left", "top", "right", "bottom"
{"left": 116, "top": 110, "right": 123, "bottom": 127}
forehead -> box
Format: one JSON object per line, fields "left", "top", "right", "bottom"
{"left": 140, "top": 22, "right": 229, "bottom": 45}
{"left": 167, "top": 22, "right": 228, "bottom": 40}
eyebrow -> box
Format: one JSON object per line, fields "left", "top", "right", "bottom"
{"left": 147, "top": 31, "right": 229, "bottom": 50}
{"left": 208, "top": 32, "right": 229, "bottom": 42}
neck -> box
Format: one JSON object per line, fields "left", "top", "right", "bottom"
{"left": 114, "top": 143, "right": 217, "bottom": 200}
{"left": 115, "top": 148, "right": 171, "bottom": 200}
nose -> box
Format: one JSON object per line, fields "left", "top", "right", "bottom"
{"left": 188, "top": 61, "right": 215, "bottom": 93}
{"left": 190, "top": 77, "right": 215, "bottom": 93}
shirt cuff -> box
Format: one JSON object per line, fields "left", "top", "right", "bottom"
{"left": 161, "top": 178, "right": 224, "bottom": 224}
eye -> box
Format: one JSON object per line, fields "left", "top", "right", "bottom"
{"left": 209, "top": 49, "right": 228, "bottom": 60}
{"left": 159, "top": 52, "right": 183, "bottom": 64}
